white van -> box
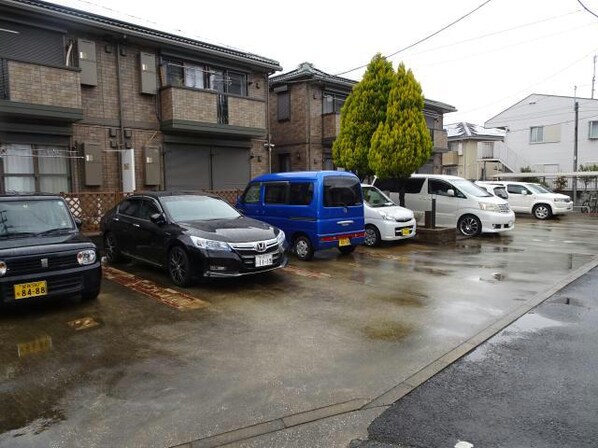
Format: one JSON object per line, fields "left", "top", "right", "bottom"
{"left": 373, "top": 174, "right": 515, "bottom": 236}
{"left": 476, "top": 181, "right": 572, "bottom": 220}
{"left": 361, "top": 184, "right": 416, "bottom": 246}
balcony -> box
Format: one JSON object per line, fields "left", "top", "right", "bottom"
{"left": 442, "top": 151, "right": 459, "bottom": 166}
{"left": 160, "top": 87, "right": 266, "bottom": 137}
{"left": 322, "top": 113, "right": 341, "bottom": 142}
{"left": 0, "top": 59, "right": 83, "bottom": 122}
{"left": 432, "top": 128, "right": 448, "bottom": 151}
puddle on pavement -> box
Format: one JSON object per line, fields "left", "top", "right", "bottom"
{"left": 372, "top": 291, "right": 428, "bottom": 307}
{"left": 17, "top": 335, "right": 53, "bottom": 358}
{"left": 363, "top": 320, "right": 414, "bottom": 342}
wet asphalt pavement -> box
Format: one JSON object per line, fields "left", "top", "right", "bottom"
{"left": 354, "top": 264, "right": 598, "bottom": 448}
{"left": 0, "top": 215, "right": 597, "bottom": 447}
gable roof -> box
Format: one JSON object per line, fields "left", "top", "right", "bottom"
{"left": 270, "top": 62, "right": 356, "bottom": 89}
{"left": 445, "top": 122, "right": 505, "bottom": 140}
{"left": 1, "top": 0, "right": 281, "bottom": 71}
{"left": 270, "top": 62, "right": 457, "bottom": 113}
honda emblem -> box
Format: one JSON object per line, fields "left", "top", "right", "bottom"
{"left": 255, "top": 242, "right": 267, "bottom": 253}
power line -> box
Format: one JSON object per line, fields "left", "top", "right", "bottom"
{"left": 577, "top": 0, "right": 598, "bottom": 19}
{"left": 334, "top": 0, "right": 494, "bottom": 76}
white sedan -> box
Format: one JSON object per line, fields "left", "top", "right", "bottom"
{"left": 362, "top": 184, "right": 416, "bottom": 247}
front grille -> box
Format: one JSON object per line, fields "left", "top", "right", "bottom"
{"left": 499, "top": 204, "right": 511, "bottom": 213}
{"left": 229, "top": 239, "right": 283, "bottom": 269}
{"left": 6, "top": 253, "right": 79, "bottom": 276}
{"left": 2, "top": 275, "right": 83, "bottom": 300}
{"left": 395, "top": 217, "right": 412, "bottom": 223}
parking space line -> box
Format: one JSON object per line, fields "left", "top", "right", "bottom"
{"left": 103, "top": 266, "right": 209, "bottom": 311}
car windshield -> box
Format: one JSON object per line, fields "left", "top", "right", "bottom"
{"left": 363, "top": 186, "right": 395, "bottom": 207}
{"left": 526, "top": 183, "right": 552, "bottom": 194}
{"left": 452, "top": 179, "right": 492, "bottom": 197}
{"left": 161, "top": 195, "right": 241, "bottom": 221}
{"left": 0, "top": 199, "right": 75, "bottom": 237}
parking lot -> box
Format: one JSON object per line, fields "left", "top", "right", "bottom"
{"left": 1, "top": 215, "right": 598, "bottom": 448}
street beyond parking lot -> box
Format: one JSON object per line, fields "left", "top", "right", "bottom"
{"left": 1, "top": 215, "right": 597, "bottom": 448}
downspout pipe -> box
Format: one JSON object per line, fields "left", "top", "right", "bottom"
{"left": 116, "top": 39, "right": 126, "bottom": 190}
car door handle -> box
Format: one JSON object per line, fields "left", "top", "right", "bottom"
{"left": 337, "top": 220, "right": 354, "bottom": 226}
{"left": 132, "top": 223, "right": 140, "bottom": 228}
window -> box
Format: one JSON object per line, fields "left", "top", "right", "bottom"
{"left": 1, "top": 144, "right": 70, "bottom": 194}
{"left": 163, "top": 58, "right": 247, "bottom": 95}
{"left": 242, "top": 183, "right": 261, "bottom": 204}
{"left": 323, "top": 93, "right": 347, "bottom": 114}
{"left": 530, "top": 126, "right": 544, "bottom": 143}
{"left": 507, "top": 184, "right": 529, "bottom": 195}
{"left": 589, "top": 121, "right": 598, "bottom": 139}
{"left": 264, "top": 183, "right": 288, "bottom": 204}
{"left": 289, "top": 183, "right": 314, "bottom": 205}
{"left": 323, "top": 176, "right": 362, "bottom": 207}
{"left": 277, "top": 91, "right": 290, "bottom": 121}
{"left": 118, "top": 198, "right": 143, "bottom": 217}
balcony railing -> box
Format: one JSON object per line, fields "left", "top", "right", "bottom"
{"left": 442, "top": 151, "right": 459, "bottom": 166}
{"left": 1, "top": 59, "right": 81, "bottom": 110}
{"left": 322, "top": 113, "right": 341, "bottom": 140}
{"left": 160, "top": 87, "right": 265, "bottom": 135}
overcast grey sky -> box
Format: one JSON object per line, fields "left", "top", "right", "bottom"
{"left": 50, "top": 0, "right": 598, "bottom": 125}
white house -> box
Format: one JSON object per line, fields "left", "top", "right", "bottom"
{"left": 485, "top": 94, "right": 598, "bottom": 174}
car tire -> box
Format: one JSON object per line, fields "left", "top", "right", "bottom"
{"left": 364, "top": 225, "right": 381, "bottom": 247}
{"left": 104, "top": 232, "right": 127, "bottom": 264}
{"left": 533, "top": 203, "right": 552, "bottom": 220}
{"left": 168, "top": 246, "right": 193, "bottom": 287}
{"left": 458, "top": 214, "right": 482, "bottom": 237}
{"left": 81, "top": 285, "right": 100, "bottom": 301}
{"left": 338, "top": 245, "right": 356, "bottom": 255}
{"left": 294, "top": 235, "right": 314, "bottom": 261}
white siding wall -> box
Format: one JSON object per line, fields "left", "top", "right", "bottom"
{"left": 485, "top": 94, "right": 598, "bottom": 172}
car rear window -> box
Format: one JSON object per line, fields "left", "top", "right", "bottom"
{"left": 323, "top": 176, "right": 362, "bottom": 207}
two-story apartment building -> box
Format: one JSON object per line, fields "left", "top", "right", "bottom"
{"left": 268, "top": 62, "right": 456, "bottom": 174}
{"left": 485, "top": 94, "right": 598, "bottom": 174}
{"left": 0, "top": 0, "right": 280, "bottom": 194}
{"left": 443, "top": 122, "right": 508, "bottom": 180}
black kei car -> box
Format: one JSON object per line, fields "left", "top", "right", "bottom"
{"left": 0, "top": 194, "right": 102, "bottom": 306}
{"left": 100, "top": 192, "right": 288, "bottom": 286}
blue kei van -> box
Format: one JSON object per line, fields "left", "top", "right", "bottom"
{"left": 237, "top": 171, "right": 365, "bottom": 261}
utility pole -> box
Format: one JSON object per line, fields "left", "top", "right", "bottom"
{"left": 593, "top": 55, "right": 597, "bottom": 99}
{"left": 573, "top": 87, "right": 579, "bottom": 204}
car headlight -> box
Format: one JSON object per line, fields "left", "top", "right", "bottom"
{"left": 554, "top": 198, "right": 569, "bottom": 203}
{"left": 77, "top": 250, "right": 97, "bottom": 265}
{"left": 379, "top": 212, "right": 395, "bottom": 221}
{"left": 190, "top": 236, "right": 231, "bottom": 252}
{"left": 275, "top": 230, "right": 286, "bottom": 246}
{"left": 0, "top": 261, "right": 6, "bottom": 276}
{"left": 478, "top": 202, "right": 500, "bottom": 212}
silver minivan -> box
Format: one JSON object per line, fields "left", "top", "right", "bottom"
{"left": 373, "top": 174, "right": 515, "bottom": 236}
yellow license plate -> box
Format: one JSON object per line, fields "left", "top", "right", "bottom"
{"left": 14, "top": 281, "right": 48, "bottom": 299}
{"left": 402, "top": 228, "right": 411, "bottom": 236}
{"left": 338, "top": 237, "right": 351, "bottom": 247}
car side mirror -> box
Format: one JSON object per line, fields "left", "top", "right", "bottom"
{"left": 150, "top": 213, "right": 166, "bottom": 225}
{"left": 521, "top": 190, "right": 528, "bottom": 195}
{"left": 74, "top": 217, "right": 82, "bottom": 228}
{"left": 446, "top": 189, "right": 455, "bottom": 197}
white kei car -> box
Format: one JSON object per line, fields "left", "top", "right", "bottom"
{"left": 361, "top": 184, "right": 416, "bottom": 247}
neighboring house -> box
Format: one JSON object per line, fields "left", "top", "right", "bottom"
{"left": 268, "top": 62, "right": 456, "bottom": 174}
{"left": 0, "top": 0, "right": 281, "bottom": 194}
{"left": 485, "top": 94, "right": 598, "bottom": 174}
{"left": 443, "top": 122, "right": 508, "bottom": 180}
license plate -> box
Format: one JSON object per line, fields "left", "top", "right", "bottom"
{"left": 401, "top": 228, "right": 411, "bottom": 236}
{"left": 14, "top": 281, "right": 48, "bottom": 299}
{"left": 338, "top": 238, "right": 351, "bottom": 247}
{"left": 255, "top": 254, "right": 273, "bottom": 268}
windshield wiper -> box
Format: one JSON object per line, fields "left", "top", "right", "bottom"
{"left": 36, "top": 228, "right": 74, "bottom": 236}
{"left": 0, "top": 231, "right": 38, "bottom": 238}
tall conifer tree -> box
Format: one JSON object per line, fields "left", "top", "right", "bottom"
{"left": 369, "top": 63, "right": 433, "bottom": 205}
{"left": 332, "top": 53, "right": 395, "bottom": 178}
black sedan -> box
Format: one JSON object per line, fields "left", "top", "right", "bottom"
{"left": 100, "top": 192, "right": 288, "bottom": 286}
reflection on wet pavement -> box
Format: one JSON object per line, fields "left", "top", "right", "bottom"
{"left": 0, "top": 215, "right": 597, "bottom": 447}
